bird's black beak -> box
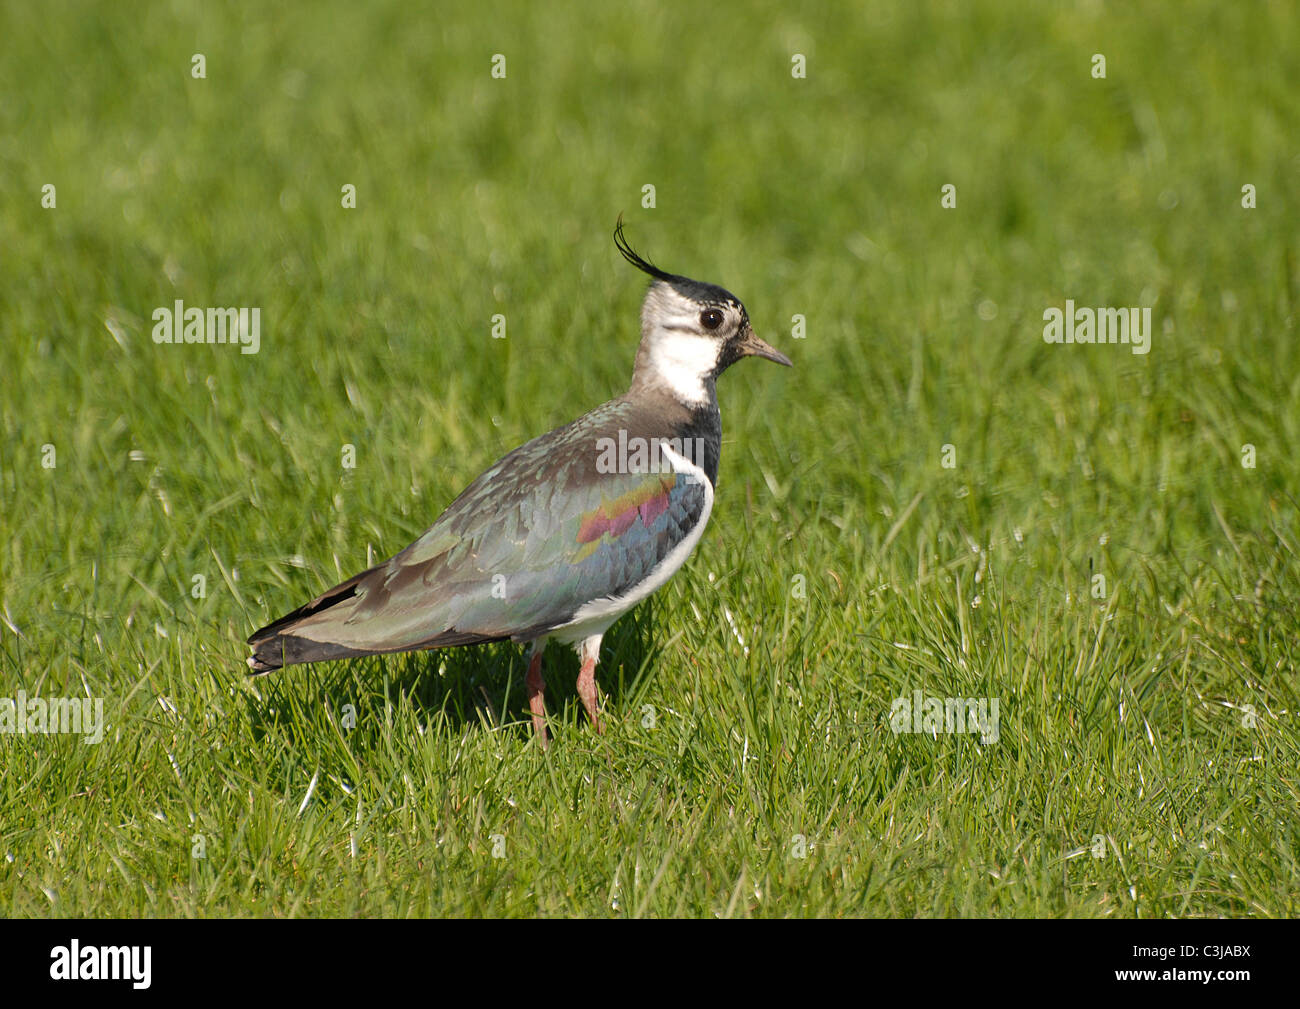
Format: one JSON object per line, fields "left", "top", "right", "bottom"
{"left": 737, "top": 326, "right": 793, "bottom": 367}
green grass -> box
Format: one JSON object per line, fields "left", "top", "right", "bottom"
{"left": 1, "top": 0, "right": 1298, "bottom": 917}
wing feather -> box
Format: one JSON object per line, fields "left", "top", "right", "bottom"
{"left": 248, "top": 397, "right": 710, "bottom": 668}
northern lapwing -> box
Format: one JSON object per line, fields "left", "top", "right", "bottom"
{"left": 247, "top": 221, "right": 791, "bottom": 746}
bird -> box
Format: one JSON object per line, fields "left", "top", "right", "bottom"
{"left": 246, "top": 220, "right": 791, "bottom": 747}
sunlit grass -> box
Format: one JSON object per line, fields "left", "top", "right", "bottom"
{"left": 1, "top": 0, "right": 1297, "bottom": 917}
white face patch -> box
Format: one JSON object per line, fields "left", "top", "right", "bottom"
{"left": 645, "top": 330, "right": 724, "bottom": 405}
{"left": 638, "top": 283, "right": 738, "bottom": 406}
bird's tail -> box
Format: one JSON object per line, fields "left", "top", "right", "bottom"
{"left": 246, "top": 568, "right": 376, "bottom": 673}
{"left": 246, "top": 564, "right": 510, "bottom": 673}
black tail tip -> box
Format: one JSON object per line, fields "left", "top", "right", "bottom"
{"left": 246, "top": 652, "right": 281, "bottom": 675}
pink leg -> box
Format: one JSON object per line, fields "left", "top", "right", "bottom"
{"left": 526, "top": 646, "right": 549, "bottom": 749}
{"left": 576, "top": 639, "right": 603, "bottom": 734}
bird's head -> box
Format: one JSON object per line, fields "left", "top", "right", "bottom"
{"left": 616, "top": 220, "right": 791, "bottom": 406}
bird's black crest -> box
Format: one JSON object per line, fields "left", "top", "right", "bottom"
{"left": 613, "top": 215, "right": 742, "bottom": 309}
{"left": 614, "top": 215, "right": 677, "bottom": 283}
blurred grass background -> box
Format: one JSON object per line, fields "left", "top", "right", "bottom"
{"left": 0, "top": 0, "right": 1297, "bottom": 916}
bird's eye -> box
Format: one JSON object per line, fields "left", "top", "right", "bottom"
{"left": 700, "top": 309, "right": 724, "bottom": 331}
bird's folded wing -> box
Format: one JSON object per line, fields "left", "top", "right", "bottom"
{"left": 280, "top": 459, "right": 709, "bottom": 654}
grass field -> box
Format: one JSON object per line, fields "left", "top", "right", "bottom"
{"left": 1, "top": 0, "right": 1298, "bottom": 917}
